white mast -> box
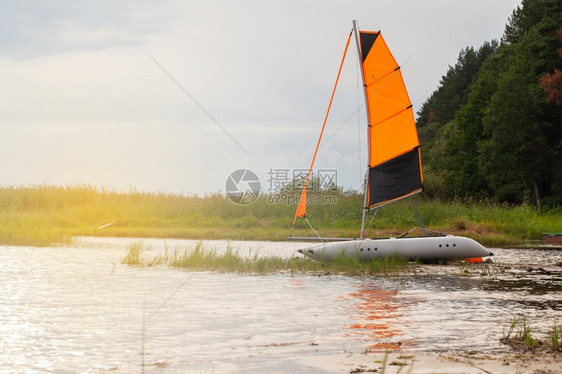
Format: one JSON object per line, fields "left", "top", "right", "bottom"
{"left": 353, "top": 20, "right": 372, "bottom": 239}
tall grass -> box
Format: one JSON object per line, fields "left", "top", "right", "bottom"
{"left": 121, "top": 241, "right": 410, "bottom": 275}
{"left": 120, "top": 240, "right": 144, "bottom": 265}
{"left": 0, "top": 210, "right": 71, "bottom": 246}
{"left": 551, "top": 319, "right": 561, "bottom": 351}
{"left": 516, "top": 316, "right": 538, "bottom": 348}
{"left": 1, "top": 184, "right": 561, "bottom": 246}
{"left": 502, "top": 315, "right": 562, "bottom": 351}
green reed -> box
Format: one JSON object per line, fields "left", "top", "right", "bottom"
{"left": 551, "top": 318, "right": 561, "bottom": 351}
{"left": 516, "top": 316, "right": 538, "bottom": 348}
{"left": 121, "top": 240, "right": 410, "bottom": 275}
{"left": 120, "top": 240, "right": 144, "bottom": 265}
{"left": 502, "top": 315, "right": 562, "bottom": 351}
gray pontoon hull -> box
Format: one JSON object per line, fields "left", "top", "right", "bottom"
{"left": 298, "top": 235, "right": 492, "bottom": 261}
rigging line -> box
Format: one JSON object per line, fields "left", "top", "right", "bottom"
{"left": 411, "top": 196, "right": 427, "bottom": 236}
{"left": 370, "top": 105, "right": 411, "bottom": 127}
{"left": 364, "top": 52, "right": 417, "bottom": 103}
{"left": 146, "top": 52, "right": 256, "bottom": 162}
{"left": 364, "top": 52, "right": 416, "bottom": 88}
{"left": 145, "top": 238, "right": 231, "bottom": 323}
{"left": 290, "top": 31, "right": 353, "bottom": 231}
{"left": 319, "top": 105, "right": 364, "bottom": 151}
{"left": 364, "top": 209, "right": 378, "bottom": 237}
{"left": 365, "top": 68, "right": 401, "bottom": 102}
{"left": 306, "top": 54, "right": 415, "bottom": 165}
{"left": 146, "top": 264, "right": 201, "bottom": 323}
{"left": 361, "top": 55, "right": 415, "bottom": 166}
{"left": 400, "top": 52, "right": 416, "bottom": 69}
{"left": 141, "top": 301, "right": 146, "bottom": 373}
{"left": 305, "top": 217, "right": 323, "bottom": 240}
{"left": 304, "top": 104, "right": 364, "bottom": 164}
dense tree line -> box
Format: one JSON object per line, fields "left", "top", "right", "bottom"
{"left": 417, "top": 0, "right": 562, "bottom": 208}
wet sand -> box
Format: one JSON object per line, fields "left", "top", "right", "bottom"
{"left": 301, "top": 351, "right": 561, "bottom": 373}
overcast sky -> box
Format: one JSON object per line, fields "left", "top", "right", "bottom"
{"left": 0, "top": 0, "right": 522, "bottom": 195}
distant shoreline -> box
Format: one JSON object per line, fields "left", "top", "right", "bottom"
{"left": 1, "top": 185, "right": 560, "bottom": 247}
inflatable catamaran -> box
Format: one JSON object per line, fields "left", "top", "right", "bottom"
{"left": 290, "top": 21, "right": 492, "bottom": 262}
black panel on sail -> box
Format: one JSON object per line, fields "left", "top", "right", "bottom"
{"left": 368, "top": 147, "right": 423, "bottom": 207}
{"left": 360, "top": 32, "right": 379, "bottom": 62}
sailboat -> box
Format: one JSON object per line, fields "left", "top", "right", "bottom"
{"left": 290, "top": 21, "right": 492, "bottom": 262}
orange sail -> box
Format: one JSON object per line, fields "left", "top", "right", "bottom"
{"left": 360, "top": 31, "right": 423, "bottom": 208}
{"left": 290, "top": 23, "right": 423, "bottom": 235}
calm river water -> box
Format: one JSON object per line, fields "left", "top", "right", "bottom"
{"left": 0, "top": 237, "right": 560, "bottom": 373}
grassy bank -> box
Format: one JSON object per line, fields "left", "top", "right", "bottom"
{"left": 121, "top": 241, "right": 410, "bottom": 275}
{"left": 0, "top": 185, "right": 560, "bottom": 246}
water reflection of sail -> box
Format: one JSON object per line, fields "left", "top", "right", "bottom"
{"left": 345, "top": 284, "right": 416, "bottom": 351}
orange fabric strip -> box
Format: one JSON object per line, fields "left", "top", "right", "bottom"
{"left": 291, "top": 31, "right": 353, "bottom": 230}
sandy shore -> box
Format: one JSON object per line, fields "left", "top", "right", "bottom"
{"left": 299, "top": 350, "right": 561, "bottom": 373}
